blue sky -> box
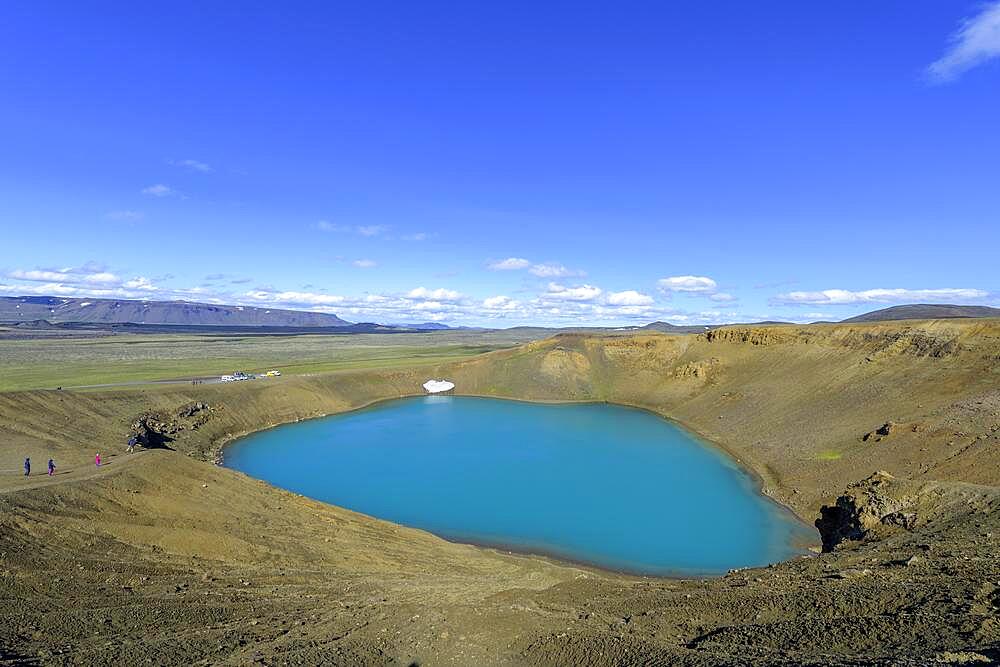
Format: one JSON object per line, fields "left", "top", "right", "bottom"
{"left": 1, "top": 2, "right": 998, "bottom": 326}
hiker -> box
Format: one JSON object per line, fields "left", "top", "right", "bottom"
{"left": 126, "top": 436, "right": 136, "bottom": 454}
{"left": 23, "top": 457, "right": 30, "bottom": 476}
{"left": 95, "top": 452, "right": 101, "bottom": 467}
{"left": 47, "top": 459, "right": 55, "bottom": 476}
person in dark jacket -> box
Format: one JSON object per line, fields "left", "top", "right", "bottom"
{"left": 48, "top": 459, "right": 55, "bottom": 476}
{"left": 23, "top": 457, "right": 30, "bottom": 476}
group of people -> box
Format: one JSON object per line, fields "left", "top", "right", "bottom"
{"left": 20, "top": 436, "right": 139, "bottom": 478}
{"left": 22, "top": 451, "right": 106, "bottom": 477}
{"left": 23, "top": 457, "right": 55, "bottom": 476}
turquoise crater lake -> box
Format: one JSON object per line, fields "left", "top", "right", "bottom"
{"left": 224, "top": 396, "right": 814, "bottom": 576}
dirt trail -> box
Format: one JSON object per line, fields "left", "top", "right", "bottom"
{"left": 1, "top": 451, "right": 143, "bottom": 494}
{"left": 65, "top": 376, "right": 222, "bottom": 390}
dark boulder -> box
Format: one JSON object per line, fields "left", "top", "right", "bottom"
{"left": 862, "top": 421, "right": 897, "bottom": 442}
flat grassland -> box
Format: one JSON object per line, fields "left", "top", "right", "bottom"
{"left": 0, "top": 329, "right": 545, "bottom": 391}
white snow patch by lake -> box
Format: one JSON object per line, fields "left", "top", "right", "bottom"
{"left": 423, "top": 379, "right": 455, "bottom": 394}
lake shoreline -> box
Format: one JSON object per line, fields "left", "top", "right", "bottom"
{"left": 222, "top": 394, "right": 816, "bottom": 577}
{"left": 218, "top": 389, "right": 819, "bottom": 545}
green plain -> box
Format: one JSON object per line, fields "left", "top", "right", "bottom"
{"left": 0, "top": 330, "right": 544, "bottom": 391}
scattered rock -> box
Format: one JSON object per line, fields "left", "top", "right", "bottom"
{"left": 888, "top": 554, "right": 924, "bottom": 567}
{"left": 829, "top": 568, "right": 872, "bottom": 579}
{"left": 177, "top": 402, "right": 209, "bottom": 419}
{"left": 881, "top": 511, "right": 918, "bottom": 529}
{"left": 863, "top": 421, "right": 896, "bottom": 442}
{"left": 934, "top": 651, "right": 992, "bottom": 664}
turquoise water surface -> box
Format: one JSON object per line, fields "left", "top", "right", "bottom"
{"left": 224, "top": 396, "right": 814, "bottom": 576}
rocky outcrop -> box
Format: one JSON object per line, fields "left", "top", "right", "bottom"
{"left": 130, "top": 402, "right": 213, "bottom": 448}
{"left": 673, "top": 357, "right": 720, "bottom": 380}
{"left": 177, "top": 401, "right": 210, "bottom": 419}
{"left": 701, "top": 328, "right": 793, "bottom": 346}
{"left": 840, "top": 329, "right": 963, "bottom": 359}
{"left": 815, "top": 471, "right": 917, "bottom": 551}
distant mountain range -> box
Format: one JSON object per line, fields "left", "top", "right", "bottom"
{"left": 0, "top": 296, "right": 350, "bottom": 327}
{"left": 640, "top": 321, "right": 717, "bottom": 334}
{"left": 841, "top": 304, "right": 1000, "bottom": 323}
{"left": 2, "top": 296, "right": 997, "bottom": 331}
{"left": 389, "top": 322, "right": 476, "bottom": 331}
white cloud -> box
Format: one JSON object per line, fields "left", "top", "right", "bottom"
{"left": 357, "top": 224, "right": 388, "bottom": 237}
{"left": 244, "top": 290, "right": 346, "bottom": 306}
{"left": 529, "top": 263, "right": 580, "bottom": 278}
{"left": 658, "top": 275, "right": 718, "bottom": 293}
{"left": 543, "top": 283, "right": 603, "bottom": 301}
{"left": 483, "top": 295, "right": 519, "bottom": 310}
{"left": 83, "top": 272, "right": 120, "bottom": 284}
{"left": 0, "top": 273, "right": 745, "bottom": 327}
{"left": 0, "top": 282, "right": 110, "bottom": 298}
{"left": 709, "top": 292, "right": 737, "bottom": 302}
{"left": 8, "top": 269, "right": 79, "bottom": 283}
{"left": 1, "top": 260, "right": 783, "bottom": 327}
{"left": 489, "top": 257, "right": 531, "bottom": 270}
{"left": 0, "top": 276, "right": 166, "bottom": 301}
{"left": 606, "top": 290, "right": 654, "bottom": 306}
{"left": 353, "top": 259, "right": 377, "bottom": 268}
{"left": 8, "top": 267, "right": 121, "bottom": 285}
{"left": 407, "top": 287, "right": 462, "bottom": 301}
{"left": 170, "top": 158, "right": 213, "bottom": 172}
{"left": 106, "top": 210, "right": 144, "bottom": 222}
{"left": 413, "top": 300, "right": 448, "bottom": 311}
{"left": 238, "top": 287, "right": 467, "bottom": 321}
{"left": 141, "top": 184, "right": 175, "bottom": 197}
{"left": 774, "top": 287, "right": 989, "bottom": 305}
{"left": 2, "top": 263, "right": 181, "bottom": 302}
{"left": 487, "top": 257, "right": 585, "bottom": 277}
{"left": 402, "top": 232, "right": 429, "bottom": 241}
{"left": 123, "top": 277, "right": 157, "bottom": 291}
{"left": 928, "top": 1, "right": 1000, "bottom": 81}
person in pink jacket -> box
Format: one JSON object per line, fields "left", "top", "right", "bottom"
{"left": 95, "top": 452, "right": 101, "bottom": 467}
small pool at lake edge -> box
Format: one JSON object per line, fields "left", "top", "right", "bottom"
{"left": 224, "top": 396, "right": 816, "bottom": 576}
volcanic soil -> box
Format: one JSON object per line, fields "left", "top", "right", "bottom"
{"left": 2, "top": 320, "right": 1000, "bottom": 665}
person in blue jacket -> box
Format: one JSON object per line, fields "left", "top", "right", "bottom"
{"left": 23, "top": 457, "right": 30, "bottom": 476}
